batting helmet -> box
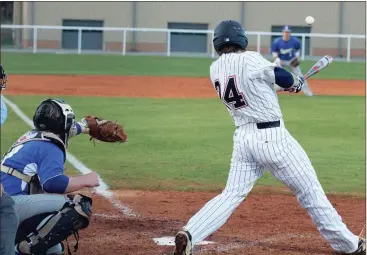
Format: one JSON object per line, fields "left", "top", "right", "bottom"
{"left": 213, "top": 20, "right": 248, "bottom": 54}
{"left": 33, "top": 98, "right": 75, "bottom": 146}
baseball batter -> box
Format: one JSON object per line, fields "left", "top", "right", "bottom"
{"left": 271, "top": 25, "right": 313, "bottom": 96}
{"left": 173, "top": 20, "right": 365, "bottom": 255}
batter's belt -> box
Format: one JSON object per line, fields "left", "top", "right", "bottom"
{"left": 256, "top": 121, "right": 280, "bottom": 129}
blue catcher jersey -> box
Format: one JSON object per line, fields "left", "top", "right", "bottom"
{"left": 271, "top": 37, "right": 301, "bottom": 61}
{"left": 1, "top": 131, "right": 65, "bottom": 195}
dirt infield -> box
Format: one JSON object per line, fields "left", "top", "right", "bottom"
{"left": 6, "top": 75, "right": 366, "bottom": 97}
{"left": 6, "top": 75, "right": 366, "bottom": 255}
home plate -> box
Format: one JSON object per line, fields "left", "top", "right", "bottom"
{"left": 153, "top": 236, "right": 216, "bottom": 246}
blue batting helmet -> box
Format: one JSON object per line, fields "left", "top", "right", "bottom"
{"left": 213, "top": 20, "right": 248, "bottom": 54}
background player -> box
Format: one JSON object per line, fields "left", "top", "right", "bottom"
{"left": 0, "top": 65, "right": 19, "bottom": 255}
{"left": 172, "top": 20, "right": 365, "bottom": 255}
{"left": 1, "top": 98, "right": 99, "bottom": 254}
{"left": 271, "top": 25, "right": 313, "bottom": 96}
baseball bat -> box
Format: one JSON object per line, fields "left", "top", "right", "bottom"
{"left": 280, "top": 55, "right": 333, "bottom": 92}
{"left": 303, "top": 55, "right": 333, "bottom": 80}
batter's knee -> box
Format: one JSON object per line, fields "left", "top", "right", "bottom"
{"left": 222, "top": 186, "right": 251, "bottom": 200}
{"left": 15, "top": 194, "right": 93, "bottom": 255}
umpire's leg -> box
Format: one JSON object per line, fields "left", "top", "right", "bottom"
{"left": 0, "top": 193, "right": 19, "bottom": 255}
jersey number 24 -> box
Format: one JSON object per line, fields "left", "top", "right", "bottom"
{"left": 214, "top": 76, "right": 248, "bottom": 109}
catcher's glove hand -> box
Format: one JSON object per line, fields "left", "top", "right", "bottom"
{"left": 290, "top": 57, "right": 300, "bottom": 67}
{"left": 83, "top": 116, "right": 128, "bottom": 143}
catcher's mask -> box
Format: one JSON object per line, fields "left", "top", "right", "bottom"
{"left": 33, "top": 98, "right": 75, "bottom": 147}
{"left": 0, "top": 65, "right": 8, "bottom": 90}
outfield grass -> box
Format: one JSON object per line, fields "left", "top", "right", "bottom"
{"left": 2, "top": 95, "right": 365, "bottom": 194}
{"left": 1, "top": 52, "right": 365, "bottom": 80}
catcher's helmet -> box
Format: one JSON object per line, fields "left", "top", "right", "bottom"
{"left": 213, "top": 20, "right": 248, "bottom": 54}
{"left": 33, "top": 98, "right": 75, "bottom": 146}
{"left": 0, "top": 65, "right": 8, "bottom": 90}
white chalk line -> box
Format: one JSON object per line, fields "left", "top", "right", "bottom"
{"left": 3, "top": 96, "right": 137, "bottom": 217}
{"left": 195, "top": 233, "right": 318, "bottom": 254}
{"left": 93, "top": 213, "right": 122, "bottom": 219}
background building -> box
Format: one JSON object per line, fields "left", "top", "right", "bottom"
{"left": 2, "top": 1, "right": 366, "bottom": 58}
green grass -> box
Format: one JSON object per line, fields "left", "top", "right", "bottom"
{"left": 1, "top": 52, "right": 365, "bottom": 80}
{"left": 2, "top": 95, "right": 365, "bottom": 195}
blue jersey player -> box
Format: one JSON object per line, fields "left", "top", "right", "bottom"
{"left": 1, "top": 98, "right": 99, "bottom": 255}
{"left": 271, "top": 25, "right": 313, "bottom": 96}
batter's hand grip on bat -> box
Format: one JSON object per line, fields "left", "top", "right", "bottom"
{"left": 304, "top": 55, "right": 333, "bottom": 80}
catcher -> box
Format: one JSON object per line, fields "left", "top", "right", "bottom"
{"left": 271, "top": 25, "right": 313, "bottom": 96}
{"left": 0, "top": 98, "right": 127, "bottom": 255}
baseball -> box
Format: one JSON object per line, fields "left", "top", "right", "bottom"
{"left": 305, "top": 16, "right": 315, "bottom": 25}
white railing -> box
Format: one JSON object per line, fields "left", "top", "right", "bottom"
{"left": 1, "top": 24, "right": 365, "bottom": 62}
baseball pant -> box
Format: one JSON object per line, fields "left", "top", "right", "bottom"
{"left": 183, "top": 121, "right": 359, "bottom": 254}
{"left": 0, "top": 193, "right": 19, "bottom": 255}
{"left": 12, "top": 194, "right": 69, "bottom": 254}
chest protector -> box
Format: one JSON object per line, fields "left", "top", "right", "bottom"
{"left": 1, "top": 130, "right": 66, "bottom": 195}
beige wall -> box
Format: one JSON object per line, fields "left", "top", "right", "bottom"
{"left": 342, "top": 2, "right": 365, "bottom": 50}
{"left": 135, "top": 2, "right": 241, "bottom": 29}
{"left": 343, "top": 2, "right": 366, "bottom": 34}
{"left": 34, "top": 2, "right": 132, "bottom": 27}
{"left": 244, "top": 2, "right": 341, "bottom": 50}
{"left": 19, "top": 1, "right": 365, "bottom": 54}
{"left": 134, "top": 2, "right": 241, "bottom": 51}
{"left": 23, "top": 2, "right": 133, "bottom": 48}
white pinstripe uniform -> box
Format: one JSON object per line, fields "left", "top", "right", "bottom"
{"left": 183, "top": 51, "right": 359, "bottom": 253}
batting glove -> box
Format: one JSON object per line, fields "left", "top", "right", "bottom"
{"left": 285, "top": 76, "right": 305, "bottom": 93}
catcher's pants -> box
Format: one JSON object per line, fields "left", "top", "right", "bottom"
{"left": 0, "top": 193, "right": 19, "bottom": 255}
{"left": 184, "top": 120, "right": 359, "bottom": 253}
{"left": 12, "top": 194, "right": 69, "bottom": 254}
{"left": 274, "top": 59, "right": 313, "bottom": 96}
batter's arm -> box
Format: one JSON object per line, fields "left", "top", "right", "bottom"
{"left": 274, "top": 67, "right": 305, "bottom": 93}
{"left": 274, "top": 67, "right": 297, "bottom": 88}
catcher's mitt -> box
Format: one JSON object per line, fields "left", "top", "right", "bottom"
{"left": 290, "top": 58, "right": 300, "bottom": 67}
{"left": 84, "top": 116, "right": 127, "bottom": 143}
